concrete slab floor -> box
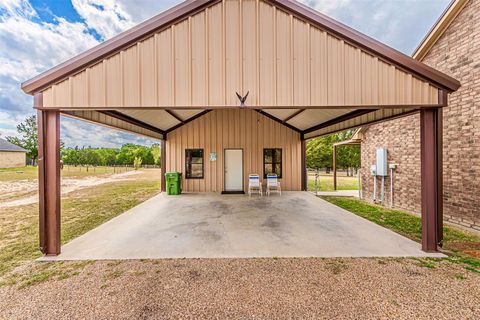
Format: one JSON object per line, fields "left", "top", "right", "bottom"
{"left": 41, "top": 192, "right": 445, "bottom": 260}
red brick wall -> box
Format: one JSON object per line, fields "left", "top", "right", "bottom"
{"left": 361, "top": 114, "right": 421, "bottom": 214}
{"left": 361, "top": 0, "right": 480, "bottom": 232}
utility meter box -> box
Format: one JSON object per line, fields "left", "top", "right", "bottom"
{"left": 376, "top": 148, "right": 388, "bottom": 176}
{"left": 370, "top": 164, "right": 377, "bottom": 175}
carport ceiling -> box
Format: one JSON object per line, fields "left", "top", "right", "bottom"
{"left": 23, "top": 0, "right": 459, "bottom": 140}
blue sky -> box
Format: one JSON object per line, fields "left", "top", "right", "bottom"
{"left": 0, "top": 0, "right": 450, "bottom": 148}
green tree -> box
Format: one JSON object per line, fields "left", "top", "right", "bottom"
{"left": 133, "top": 156, "right": 143, "bottom": 170}
{"left": 151, "top": 144, "right": 161, "bottom": 166}
{"left": 306, "top": 129, "right": 360, "bottom": 173}
{"left": 6, "top": 115, "right": 38, "bottom": 165}
{"left": 60, "top": 143, "right": 158, "bottom": 167}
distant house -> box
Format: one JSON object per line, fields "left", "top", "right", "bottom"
{"left": 0, "top": 138, "right": 27, "bottom": 168}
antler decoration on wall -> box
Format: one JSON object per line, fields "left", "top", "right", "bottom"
{"left": 236, "top": 91, "right": 249, "bottom": 107}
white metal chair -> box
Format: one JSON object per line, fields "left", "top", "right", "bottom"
{"left": 266, "top": 173, "right": 281, "bottom": 196}
{"left": 248, "top": 174, "right": 262, "bottom": 196}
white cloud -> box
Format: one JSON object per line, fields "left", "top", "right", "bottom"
{"left": 61, "top": 116, "right": 159, "bottom": 148}
{"left": 71, "top": 0, "right": 134, "bottom": 39}
{"left": 70, "top": 0, "right": 182, "bottom": 39}
{"left": 0, "top": 0, "right": 99, "bottom": 123}
{"left": 116, "top": 0, "right": 181, "bottom": 24}
{"left": 0, "top": 0, "right": 36, "bottom": 18}
{"left": 299, "top": 0, "right": 450, "bottom": 54}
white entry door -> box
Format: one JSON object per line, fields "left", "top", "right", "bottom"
{"left": 224, "top": 149, "right": 243, "bottom": 191}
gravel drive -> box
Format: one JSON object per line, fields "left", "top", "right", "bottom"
{"left": 0, "top": 258, "right": 479, "bottom": 319}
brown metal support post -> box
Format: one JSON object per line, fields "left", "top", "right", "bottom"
{"left": 38, "top": 109, "right": 61, "bottom": 255}
{"left": 301, "top": 139, "right": 307, "bottom": 191}
{"left": 333, "top": 145, "right": 337, "bottom": 191}
{"left": 161, "top": 139, "right": 166, "bottom": 192}
{"left": 420, "top": 108, "right": 443, "bottom": 252}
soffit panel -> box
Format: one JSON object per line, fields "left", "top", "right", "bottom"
{"left": 262, "top": 109, "right": 301, "bottom": 121}
{"left": 62, "top": 110, "right": 164, "bottom": 140}
{"left": 304, "top": 108, "right": 416, "bottom": 139}
{"left": 120, "top": 110, "right": 180, "bottom": 131}
{"left": 288, "top": 109, "right": 356, "bottom": 131}
{"left": 172, "top": 109, "right": 205, "bottom": 121}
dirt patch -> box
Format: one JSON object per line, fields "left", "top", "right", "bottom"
{"left": 0, "top": 258, "right": 479, "bottom": 319}
{"left": 447, "top": 242, "right": 480, "bottom": 258}
{"left": 0, "top": 171, "right": 143, "bottom": 208}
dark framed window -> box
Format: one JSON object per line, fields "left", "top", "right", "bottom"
{"left": 263, "top": 148, "right": 282, "bottom": 178}
{"left": 185, "top": 149, "right": 204, "bottom": 179}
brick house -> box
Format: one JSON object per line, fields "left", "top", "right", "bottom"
{"left": 361, "top": 0, "right": 480, "bottom": 232}
{"left": 0, "top": 138, "right": 27, "bottom": 168}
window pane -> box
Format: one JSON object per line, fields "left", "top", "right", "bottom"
{"left": 191, "top": 164, "right": 203, "bottom": 178}
{"left": 275, "top": 164, "right": 281, "bottom": 176}
{"left": 192, "top": 156, "right": 203, "bottom": 164}
{"left": 264, "top": 149, "right": 273, "bottom": 163}
{"left": 264, "top": 163, "right": 273, "bottom": 175}
{"left": 186, "top": 149, "right": 204, "bottom": 178}
{"left": 274, "top": 149, "right": 282, "bottom": 162}
{"left": 191, "top": 149, "right": 203, "bottom": 158}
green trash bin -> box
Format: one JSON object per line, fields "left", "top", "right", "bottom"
{"left": 165, "top": 172, "right": 182, "bottom": 195}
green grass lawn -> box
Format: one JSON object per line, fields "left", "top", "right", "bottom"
{"left": 307, "top": 174, "right": 359, "bottom": 192}
{"left": 0, "top": 170, "right": 161, "bottom": 286}
{"left": 322, "top": 196, "right": 480, "bottom": 272}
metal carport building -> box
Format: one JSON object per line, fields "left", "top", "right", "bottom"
{"left": 21, "top": 0, "right": 460, "bottom": 256}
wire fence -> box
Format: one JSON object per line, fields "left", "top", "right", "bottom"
{"left": 62, "top": 164, "right": 161, "bottom": 174}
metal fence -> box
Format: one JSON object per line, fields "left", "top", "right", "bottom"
{"left": 62, "top": 164, "right": 161, "bottom": 173}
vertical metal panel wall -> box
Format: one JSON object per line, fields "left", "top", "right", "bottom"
{"left": 166, "top": 109, "right": 301, "bottom": 192}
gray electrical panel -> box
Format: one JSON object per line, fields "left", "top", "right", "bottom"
{"left": 376, "top": 148, "right": 388, "bottom": 176}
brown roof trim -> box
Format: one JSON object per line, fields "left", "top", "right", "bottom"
{"left": 255, "top": 110, "right": 303, "bottom": 134}
{"left": 21, "top": 0, "right": 220, "bottom": 95}
{"left": 165, "top": 110, "right": 185, "bottom": 123}
{"left": 269, "top": 0, "right": 460, "bottom": 92}
{"left": 283, "top": 109, "right": 305, "bottom": 122}
{"left": 303, "top": 109, "right": 375, "bottom": 134}
{"left": 413, "top": 0, "right": 469, "bottom": 60}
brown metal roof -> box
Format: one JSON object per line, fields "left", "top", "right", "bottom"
{"left": 0, "top": 138, "right": 27, "bottom": 152}
{"left": 22, "top": 0, "right": 460, "bottom": 95}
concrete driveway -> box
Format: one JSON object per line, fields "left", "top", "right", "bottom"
{"left": 43, "top": 192, "right": 443, "bottom": 260}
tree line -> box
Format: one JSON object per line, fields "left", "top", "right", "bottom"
{"left": 61, "top": 144, "right": 160, "bottom": 167}
{"left": 4, "top": 115, "right": 160, "bottom": 167}
{"left": 306, "top": 130, "right": 360, "bottom": 175}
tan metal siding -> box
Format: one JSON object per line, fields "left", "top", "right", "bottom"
{"left": 166, "top": 109, "right": 301, "bottom": 192}
{"left": 41, "top": 0, "right": 440, "bottom": 110}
